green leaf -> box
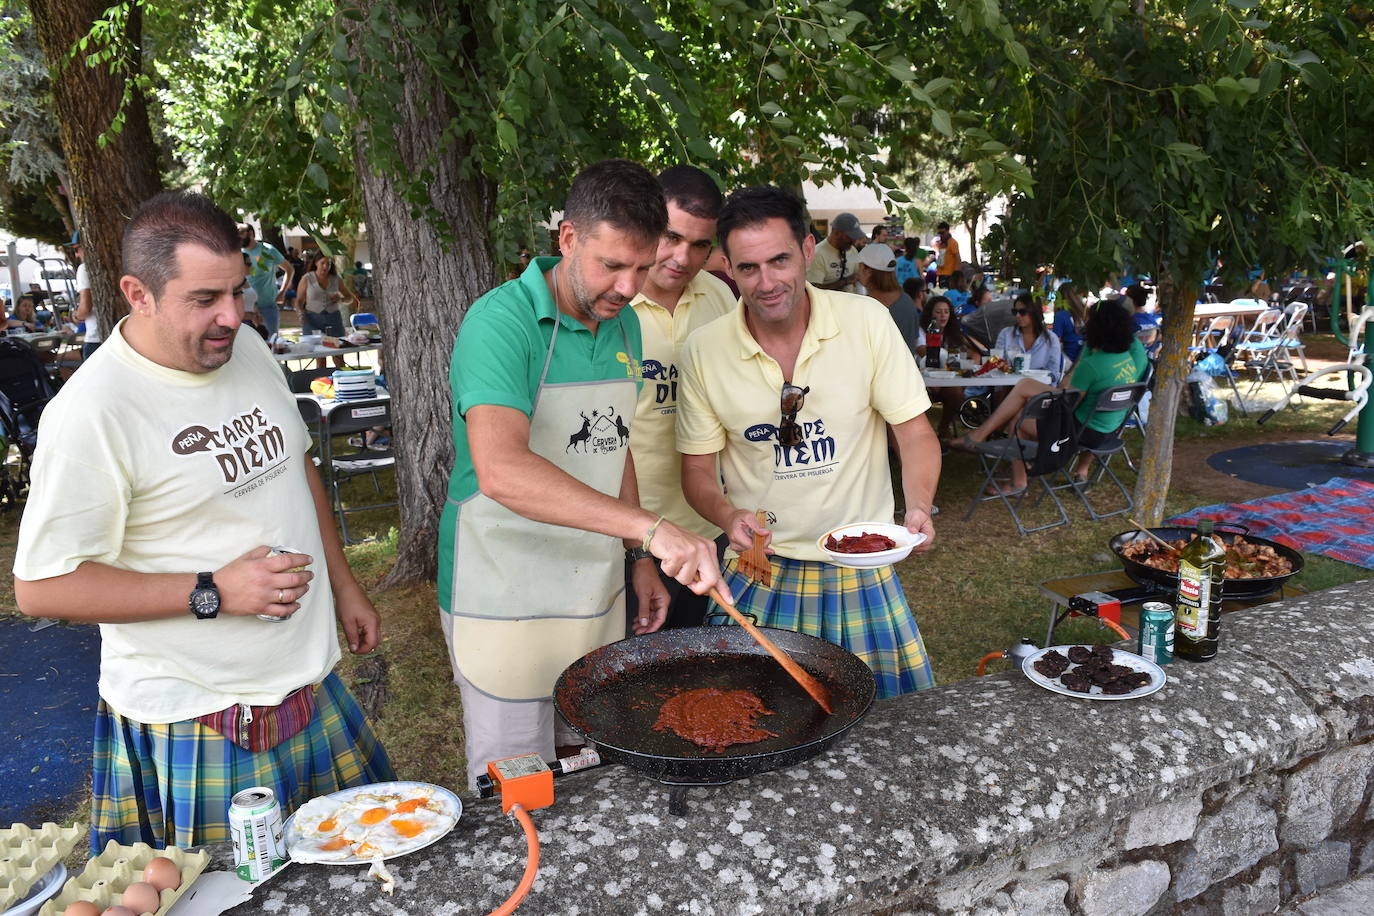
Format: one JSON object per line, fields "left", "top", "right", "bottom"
{"left": 924, "top": 77, "right": 955, "bottom": 97}
{"left": 931, "top": 109, "right": 953, "bottom": 137}
{"left": 305, "top": 163, "right": 329, "bottom": 191}
{"left": 1184, "top": 0, "right": 1216, "bottom": 24}
{"left": 886, "top": 189, "right": 911, "bottom": 203}
{"left": 686, "top": 137, "right": 714, "bottom": 159}
{"left": 1005, "top": 40, "right": 1029, "bottom": 70}
{"left": 764, "top": 63, "right": 787, "bottom": 82}
{"left": 1300, "top": 61, "right": 1332, "bottom": 91}
{"left": 495, "top": 118, "right": 517, "bottom": 151}
{"left": 1164, "top": 142, "right": 1208, "bottom": 162}
{"left": 322, "top": 111, "right": 342, "bottom": 135}
{"left": 1192, "top": 83, "right": 1218, "bottom": 104}
{"left": 1201, "top": 16, "right": 1230, "bottom": 52}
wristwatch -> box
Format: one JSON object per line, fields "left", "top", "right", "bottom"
{"left": 625, "top": 547, "right": 653, "bottom": 562}
{"left": 189, "top": 571, "right": 221, "bottom": 619}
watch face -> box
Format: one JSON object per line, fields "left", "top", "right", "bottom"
{"left": 191, "top": 589, "right": 219, "bottom": 615}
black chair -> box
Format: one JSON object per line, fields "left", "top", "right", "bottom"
{"left": 962, "top": 389, "right": 1083, "bottom": 535}
{"left": 1063, "top": 383, "right": 1149, "bottom": 521}
{"left": 319, "top": 396, "right": 395, "bottom": 544}
{"left": 283, "top": 366, "right": 332, "bottom": 394}
{"left": 295, "top": 395, "right": 324, "bottom": 466}
{"left": 0, "top": 338, "right": 60, "bottom": 497}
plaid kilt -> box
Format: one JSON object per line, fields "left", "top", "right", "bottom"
{"left": 91, "top": 672, "right": 394, "bottom": 854}
{"left": 710, "top": 556, "right": 934, "bottom": 699}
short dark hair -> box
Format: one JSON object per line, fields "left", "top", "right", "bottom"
{"left": 937, "top": 221, "right": 950, "bottom": 231}
{"left": 903, "top": 276, "right": 926, "bottom": 299}
{"left": 1125, "top": 283, "right": 1149, "bottom": 309}
{"left": 657, "top": 165, "right": 723, "bottom": 222}
{"left": 123, "top": 191, "right": 240, "bottom": 298}
{"left": 904, "top": 238, "right": 921, "bottom": 258}
{"left": 563, "top": 159, "right": 666, "bottom": 244}
{"left": 1085, "top": 298, "right": 1138, "bottom": 353}
{"left": 717, "top": 186, "right": 809, "bottom": 258}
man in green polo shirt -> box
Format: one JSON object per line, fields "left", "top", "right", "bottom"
{"left": 437, "top": 159, "right": 728, "bottom": 788}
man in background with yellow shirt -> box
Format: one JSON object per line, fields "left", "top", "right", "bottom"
{"left": 627, "top": 165, "right": 736, "bottom": 628}
{"left": 935, "top": 221, "right": 961, "bottom": 286}
{"left": 678, "top": 186, "right": 943, "bottom": 698}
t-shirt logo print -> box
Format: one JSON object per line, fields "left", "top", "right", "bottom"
{"left": 170, "top": 404, "right": 289, "bottom": 493}
{"left": 565, "top": 407, "right": 628, "bottom": 455}
{"left": 640, "top": 358, "right": 679, "bottom": 413}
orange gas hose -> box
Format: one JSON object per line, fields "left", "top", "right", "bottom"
{"left": 976, "top": 651, "right": 1004, "bottom": 676}
{"left": 486, "top": 804, "right": 540, "bottom": 916}
{"left": 1102, "top": 618, "right": 1131, "bottom": 642}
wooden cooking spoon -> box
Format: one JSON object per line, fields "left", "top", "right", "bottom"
{"left": 709, "top": 586, "right": 833, "bottom": 715}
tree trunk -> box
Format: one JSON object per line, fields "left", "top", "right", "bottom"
{"left": 1131, "top": 268, "right": 1199, "bottom": 524}
{"left": 347, "top": 1, "right": 499, "bottom": 588}
{"left": 28, "top": 0, "right": 161, "bottom": 338}
{"left": 964, "top": 215, "right": 979, "bottom": 266}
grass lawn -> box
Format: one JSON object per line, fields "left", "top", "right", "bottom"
{"left": 4, "top": 337, "right": 1370, "bottom": 839}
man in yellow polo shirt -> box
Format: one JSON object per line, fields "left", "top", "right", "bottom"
{"left": 678, "top": 186, "right": 943, "bottom": 698}
{"left": 627, "top": 165, "right": 736, "bottom": 628}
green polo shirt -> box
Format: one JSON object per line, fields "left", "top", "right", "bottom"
{"left": 438, "top": 256, "right": 644, "bottom": 612}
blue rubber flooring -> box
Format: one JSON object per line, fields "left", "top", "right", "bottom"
{"left": 0, "top": 618, "right": 99, "bottom": 823}
{"left": 1207, "top": 439, "right": 1374, "bottom": 490}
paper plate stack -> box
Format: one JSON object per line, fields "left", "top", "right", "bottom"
{"left": 331, "top": 369, "right": 377, "bottom": 400}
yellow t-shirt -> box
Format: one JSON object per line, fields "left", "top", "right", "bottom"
{"left": 677, "top": 286, "right": 931, "bottom": 561}
{"left": 806, "top": 238, "right": 856, "bottom": 293}
{"left": 13, "top": 320, "right": 340, "bottom": 724}
{"left": 628, "top": 271, "right": 735, "bottom": 537}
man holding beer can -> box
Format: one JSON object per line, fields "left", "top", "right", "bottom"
{"left": 13, "top": 191, "right": 394, "bottom": 853}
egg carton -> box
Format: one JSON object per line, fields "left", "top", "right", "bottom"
{"left": 37, "top": 842, "right": 209, "bottom": 916}
{"left": 0, "top": 822, "right": 84, "bottom": 911}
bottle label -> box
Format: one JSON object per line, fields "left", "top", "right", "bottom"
{"left": 1176, "top": 560, "right": 1211, "bottom": 635}
{"left": 557, "top": 749, "right": 602, "bottom": 774}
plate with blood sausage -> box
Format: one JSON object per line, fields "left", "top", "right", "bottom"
{"left": 816, "top": 522, "right": 925, "bottom": 568}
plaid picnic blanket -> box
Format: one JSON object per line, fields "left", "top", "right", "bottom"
{"left": 1167, "top": 477, "right": 1374, "bottom": 570}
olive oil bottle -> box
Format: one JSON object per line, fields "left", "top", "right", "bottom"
{"left": 1174, "top": 519, "right": 1225, "bottom": 661}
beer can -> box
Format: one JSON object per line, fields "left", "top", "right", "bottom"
{"left": 229, "top": 787, "right": 288, "bottom": 881}
{"left": 1138, "top": 601, "right": 1175, "bottom": 665}
{"left": 1012, "top": 354, "right": 1026, "bottom": 373}
{"left": 259, "top": 545, "right": 307, "bottom": 622}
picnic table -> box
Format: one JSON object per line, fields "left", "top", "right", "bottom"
{"left": 273, "top": 340, "right": 382, "bottom": 365}
{"left": 920, "top": 368, "right": 1051, "bottom": 389}
{"left": 1193, "top": 300, "right": 1268, "bottom": 320}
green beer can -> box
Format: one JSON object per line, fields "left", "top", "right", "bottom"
{"left": 1138, "top": 601, "right": 1175, "bottom": 665}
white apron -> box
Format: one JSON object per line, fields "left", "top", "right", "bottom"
{"left": 448, "top": 317, "right": 637, "bottom": 701}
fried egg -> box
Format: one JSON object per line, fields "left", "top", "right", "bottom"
{"left": 287, "top": 786, "right": 456, "bottom": 862}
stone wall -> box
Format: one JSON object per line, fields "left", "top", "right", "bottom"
{"left": 230, "top": 582, "right": 1374, "bottom": 916}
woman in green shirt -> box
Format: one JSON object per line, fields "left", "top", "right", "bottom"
{"left": 951, "top": 299, "right": 1147, "bottom": 494}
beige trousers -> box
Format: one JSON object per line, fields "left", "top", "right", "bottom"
{"left": 440, "top": 611, "right": 581, "bottom": 790}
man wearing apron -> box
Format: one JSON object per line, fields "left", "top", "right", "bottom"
{"left": 438, "top": 160, "right": 729, "bottom": 788}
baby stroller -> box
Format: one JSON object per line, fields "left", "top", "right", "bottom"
{"left": 0, "top": 337, "right": 60, "bottom": 504}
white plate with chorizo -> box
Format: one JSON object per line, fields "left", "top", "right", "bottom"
{"left": 816, "top": 522, "right": 925, "bottom": 568}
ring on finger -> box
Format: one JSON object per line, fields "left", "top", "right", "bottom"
{"left": 277, "top": 589, "right": 284, "bottom": 603}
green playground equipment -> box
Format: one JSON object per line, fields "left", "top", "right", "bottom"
{"left": 1329, "top": 241, "right": 1374, "bottom": 466}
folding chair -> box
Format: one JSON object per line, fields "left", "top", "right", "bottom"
{"left": 0, "top": 338, "right": 59, "bottom": 494}
{"left": 962, "top": 389, "right": 1083, "bottom": 535}
{"left": 320, "top": 397, "right": 396, "bottom": 544}
{"left": 1187, "top": 318, "right": 1249, "bottom": 417}
{"left": 283, "top": 366, "right": 332, "bottom": 394}
{"left": 295, "top": 394, "right": 324, "bottom": 465}
{"left": 350, "top": 312, "right": 380, "bottom": 334}
{"left": 1243, "top": 304, "right": 1306, "bottom": 398}
{"left": 1062, "top": 383, "right": 1148, "bottom": 521}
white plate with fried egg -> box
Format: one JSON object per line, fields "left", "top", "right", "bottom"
{"left": 284, "top": 781, "right": 462, "bottom": 865}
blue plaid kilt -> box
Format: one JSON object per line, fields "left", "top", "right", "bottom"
{"left": 91, "top": 672, "right": 394, "bottom": 854}
{"left": 709, "top": 555, "right": 934, "bottom": 698}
